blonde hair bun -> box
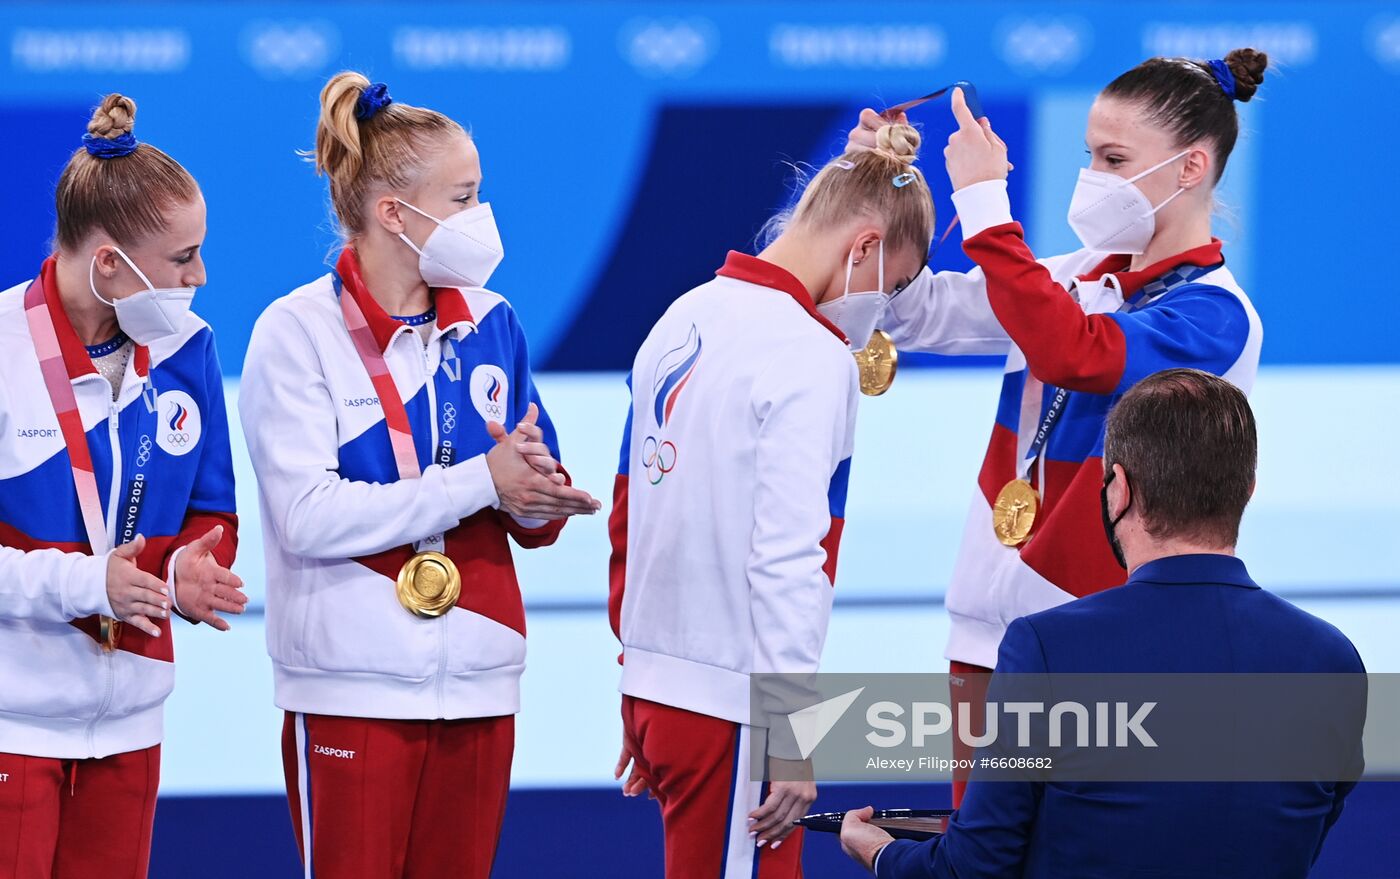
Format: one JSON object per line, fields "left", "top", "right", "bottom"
{"left": 873, "top": 122, "right": 921, "bottom": 168}
{"left": 87, "top": 94, "right": 137, "bottom": 140}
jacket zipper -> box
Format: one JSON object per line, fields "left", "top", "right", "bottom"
{"left": 104, "top": 399, "right": 122, "bottom": 548}
{"left": 87, "top": 397, "right": 123, "bottom": 755}
{"left": 422, "top": 336, "right": 449, "bottom": 715}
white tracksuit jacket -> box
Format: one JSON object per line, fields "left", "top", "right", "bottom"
{"left": 609, "top": 250, "right": 859, "bottom": 726}
{"left": 239, "top": 249, "right": 566, "bottom": 721}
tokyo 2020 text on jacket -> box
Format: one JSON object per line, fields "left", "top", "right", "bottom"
{"left": 887, "top": 179, "right": 1262, "bottom": 670}
{"left": 0, "top": 256, "right": 238, "bottom": 759}
{"left": 239, "top": 248, "right": 566, "bottom": 721}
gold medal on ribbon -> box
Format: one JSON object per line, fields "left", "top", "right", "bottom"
{"left": 99, "top": 615, "right": 121, "bottom": 652}
{"left": 854, "top": 330, "right": 898, "bottom": 397}
{"left": 992, "top": 479, "right": 1039, "bottom": 547}
{"left": 396, "top": 551, "right": 461, "bottom": 618}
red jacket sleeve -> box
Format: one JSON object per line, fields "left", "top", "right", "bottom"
{"left": 963, "top": 222, "right": 1128, "bottom": 395}
{"left": 608, "top": 379, "right": 634, "bottom": 660}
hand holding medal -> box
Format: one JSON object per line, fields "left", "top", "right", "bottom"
{"left": 842, "top": 82, "right": 1005, "bottom": 398}
{"left": 172, "top": 524, "right": 248, "bottom": 630}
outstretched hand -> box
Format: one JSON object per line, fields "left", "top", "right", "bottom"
{"left": 173, "top": 525, "right": 247, "bottom": 631}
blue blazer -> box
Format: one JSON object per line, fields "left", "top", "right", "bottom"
{"left": 877, "top": 554, "right": 1365, "bottom": 879}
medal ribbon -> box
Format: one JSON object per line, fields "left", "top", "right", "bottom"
{"left": 885, "top": 80, "right": 984, "bottom": 119}
{"left": 332, "top": 268, "right": 464, "bottom": 483}
{"left": 25, "top": 277, "right": 160, "bottom": 649}
{"left": 882, "top": 82, "right": 985, "bottom": 271}
{"left": 1014, "top": 261, "right": 1225, "bottom": 482}
{"left": 24, "top": 279, "right": 109, "bottom": 553}
{"left": 334, "top": 267, "right": 462, "bottom": 571}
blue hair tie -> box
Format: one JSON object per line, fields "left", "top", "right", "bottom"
{"left": 1206, "top": 59, "right": 1237, "bottom": 101}
{"left": 355, "top": 82, "right": 393, "bottom": 121}
{"left": 81, "top": 131, "right": 138, "bottom": 159}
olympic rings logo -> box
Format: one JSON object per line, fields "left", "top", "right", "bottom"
{"left": 135, "top": 435, "right": 153, "bottom": 467}
{"left": 642, "top": 435, "right": 678, "bottom": 485}
{"left": 166, "top": 432, "right": 190, "bottom": 446}
{"left": 442, "top": 402, "right": 457, "bottom": 434}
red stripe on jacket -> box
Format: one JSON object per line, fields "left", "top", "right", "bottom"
{"left": 607, "top": 473, "right": 628, "bottom": 660}
{"left": 820, "top": 517, "right": 844, "bottom": 586}
{"left": 0, "top": 520, "right": 187, "bottom": 660}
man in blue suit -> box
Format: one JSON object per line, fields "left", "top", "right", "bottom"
{"left": 840, "top": 368, "right": 1365, "bottom": 878}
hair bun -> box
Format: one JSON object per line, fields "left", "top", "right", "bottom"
{"left": 1223, "top": 48, "right": 1268, "bottom": 102}
{"left": 87, "top": 94, "right": 137, "bottom": 140}
{"left": 873, "top": 122, "right": 921, "bottom": 167}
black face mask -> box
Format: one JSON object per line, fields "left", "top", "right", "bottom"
{"left": 1100, "top": 469, "right": 1132, "bottom": 569}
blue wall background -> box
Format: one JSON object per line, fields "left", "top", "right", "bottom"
{"left": 3, "top": 1, "right": 1400, "bottom": 372}
{"left": 3, "top": 2, "right": 1399, "bottom": 877}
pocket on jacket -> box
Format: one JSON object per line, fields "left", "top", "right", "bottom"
{"left": 299, "top": 567, "right": 439, "bottom": 679}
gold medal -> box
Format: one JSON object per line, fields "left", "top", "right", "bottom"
{"left": 854, "top": 330, "right": 898, "bottom": 396}
{"left": 396, "top": 551, "right": 461, "bottom": 618}
{"left": 98, "top": 615, "right": 121, "bottom": 652}
{"left": 992, "top": 479, "right": 1039, "bottom": 547}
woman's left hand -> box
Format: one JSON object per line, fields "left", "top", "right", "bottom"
{"left": 944, "top": 87, "right": 1013, "bottom": 191}
{"left": 173, "top": 525, "right": 247, "bottom": 630}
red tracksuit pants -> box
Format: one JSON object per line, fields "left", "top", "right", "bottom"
{"left": 0, "top": 745, "right": 161, "bottom": 879}
{"left": 622, "top": 696, "right": 804, "bottom": 879}
{"left": 949, "top": 660, "right": 993, "bottom": 808}
{"left": 282, "top": 712, "right": 513, "bottom": 879}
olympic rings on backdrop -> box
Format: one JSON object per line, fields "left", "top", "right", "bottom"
{"left": 642, "top": 435, "right": 678, "bottom": 484}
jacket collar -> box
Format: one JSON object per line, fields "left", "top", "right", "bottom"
{"left": 1128, "top": 553, "right": 1258, "bottom": 590}
{"left": 715, "top": 251, "right": 848, "bottom": 344}
{"left": 334, "top": 248, "right": 475, "bottom": 354}
{"left": 1077, "top": 239, "right": 1225, "bottom": 299}
{"left": 35, "top": 255, "right": 149, "bottom": 382}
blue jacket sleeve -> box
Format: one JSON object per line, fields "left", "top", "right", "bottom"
{"left": 164, "top": 331, "right": 238, "bottom": 574}
{"left": 876, "top": 616, "right": 1048, "bottom": 879}
{"left": 1311, "top": 645, "right": 1367, "bottom": 865}
{"left": 1106, "top": 284, "right": 1253, "bottom": 395}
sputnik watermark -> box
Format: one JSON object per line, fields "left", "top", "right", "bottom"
{"left": 864, "top": 700, "right": 1157, "bottom": 749}
{"left": 750, "top": 672, "right": 1378, "bottom": 783}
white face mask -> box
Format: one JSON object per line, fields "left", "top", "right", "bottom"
{"left": 397, "top": 199, "right": 504, "bottom": 289}
{"left": 88, "top": 246, "right": 195, "bottom": 345}
{"left": 817, "top": 240, "right": 888, "bottom": 349}
{"left": 1066, "top": 149, "right": 1191, "bottom": 254}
